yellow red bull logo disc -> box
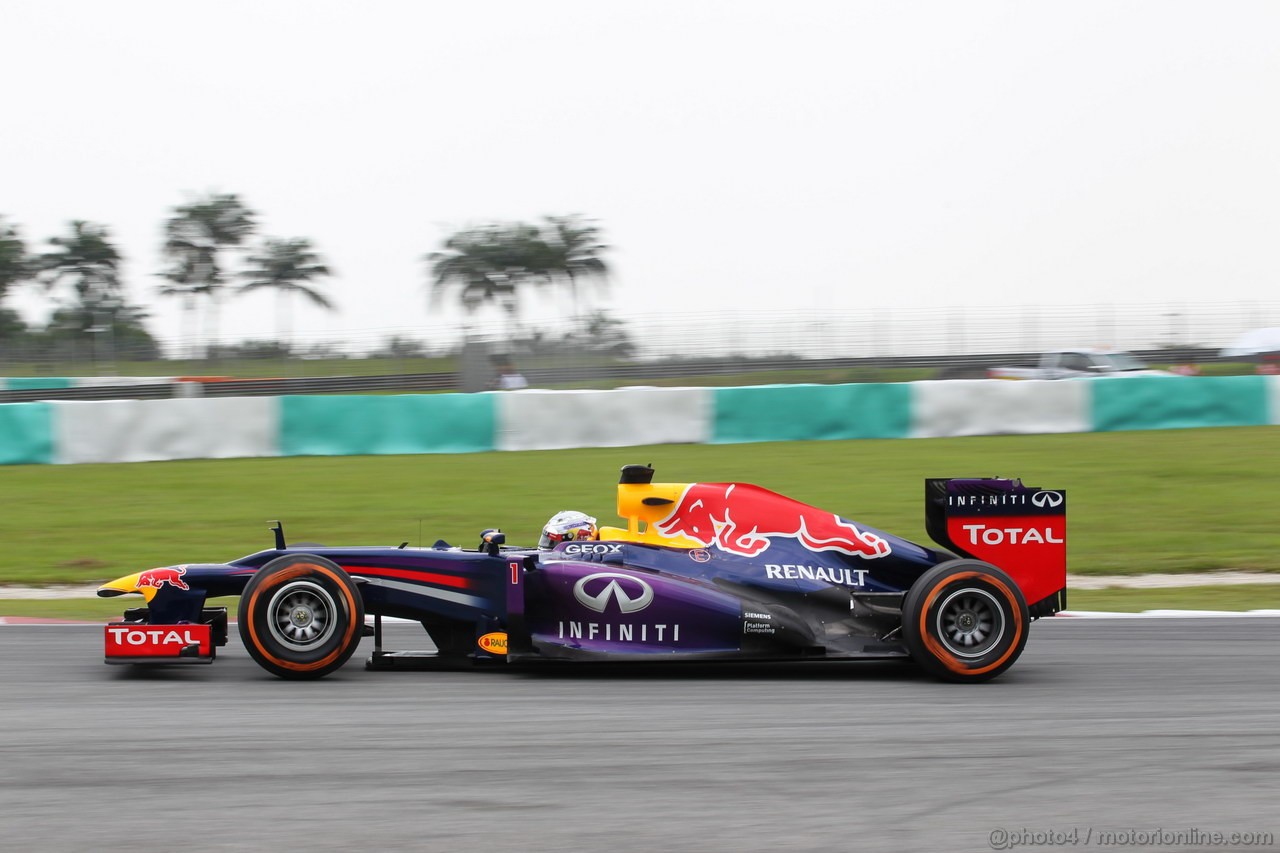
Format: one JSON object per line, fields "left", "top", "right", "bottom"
{"left": 477, "top": 632, "right": 508, "bottom": 654}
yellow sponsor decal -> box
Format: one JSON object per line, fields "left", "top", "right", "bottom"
{"left": 477, "top": 632, "right": 508, "bottom": 655}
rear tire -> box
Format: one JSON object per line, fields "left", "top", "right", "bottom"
{"left": 238, "top": 554, "right": 363, "bottom": 680}
{"left": 902, "top": 559, "right": 1028, "bottom": 683}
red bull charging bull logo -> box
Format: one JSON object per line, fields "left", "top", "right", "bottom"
{"left": 136, "top": 566, "right": 190, "bottom": 592}
{"left": 653, "top": 483, "right": 891, "bottom": 559}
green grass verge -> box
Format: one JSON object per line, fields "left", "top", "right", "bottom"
{"left": 6, "top": 585, "right": 1279, "bottom": 620}
{"left": 0, "top": 598, "right": 163, "bottom": 621}
{"left": 0, "top": 356, "right": 460, "bottom": 379}
{"left": 1, "top": 426, "right": 1277, "bottom": 584}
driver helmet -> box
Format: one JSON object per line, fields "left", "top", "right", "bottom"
{"left": 539, "top": 511, "right": 598, "bottom": 550}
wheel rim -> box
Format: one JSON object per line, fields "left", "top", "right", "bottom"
{"left": 935, "top": 586, "right": 1005, "bottom": 659}
{"left": 266, "top": 580, "right": 339, "bottom": 651}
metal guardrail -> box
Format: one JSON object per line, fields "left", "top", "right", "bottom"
{"left": 197, "top": 373, "right": 459, "bottom": 397}
{"left": 527, "top": 347, "right": 1217, "bottom": 383}
{"left": 0, "top": 347, "right": 1227, "bottom": 403}
{"left": 0, "top": 383, "right": 179, "bottom": 403}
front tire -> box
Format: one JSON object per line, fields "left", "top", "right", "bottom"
{"left": 902, "top": 559, "right": 1028, "bottom": 683}
{"left": 238, "top": 554, "right": 364, "bottom": 680}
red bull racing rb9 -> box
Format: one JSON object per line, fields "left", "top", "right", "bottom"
{"left": 98, "top": 465, "right": 1068, "bottom": 682}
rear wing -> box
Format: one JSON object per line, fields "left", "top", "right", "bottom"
{"left": 925, "top": 478, "right": 1067, "bottom": 616}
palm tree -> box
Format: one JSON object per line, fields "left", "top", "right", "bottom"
{"left": 427, "top": 216, "right": 611, "bottom": 351}
{"left": 541, "top": 215, "right": 610, "bottom": 321}
{"left": 39, "top": 220, "right": 124, "bottom": 334}
{"left": 158, "top": 251, "right": 209, "bottom": 360}
{"left": 0, "top": 216, "right": 34, "bottom": 302}
{"left": 239, "top": 237, "right": 335, "bottom": 346}
{"left": 160, "top": 193, "right": 256, "bottom": 356}
{"left": 0, "top": 219, "right": 30, "bottom": 343}
{"left": 427, "top": 223, "right": 547, "bottom": 318}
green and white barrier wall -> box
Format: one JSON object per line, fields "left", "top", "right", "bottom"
{"left": 0, "top": 402, "right": 54, "bottom": 465}
{"left": 1, "top": 376, "right": 1277, "bottom": 465}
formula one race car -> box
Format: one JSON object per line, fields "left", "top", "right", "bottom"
{"left": 98, "top": 465, "right": 1067, "bottom": 682}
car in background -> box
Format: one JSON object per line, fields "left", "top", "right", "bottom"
{"left": 988, "top": 349, "right": 1172, "bottom": 380}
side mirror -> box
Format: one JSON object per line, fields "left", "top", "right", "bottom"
{"left": 480, "top": 528, "right": 506, "bottom": 556}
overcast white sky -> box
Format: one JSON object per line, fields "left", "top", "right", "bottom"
{"left": 3, "top": 1, "right": 1278, "bottom": 353}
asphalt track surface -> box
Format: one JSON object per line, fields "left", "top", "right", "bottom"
{"left": 2, "top": 619, "right": 1278, "bottom": 853}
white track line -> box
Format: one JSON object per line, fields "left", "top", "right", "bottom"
{"left": 1055, "top": 609, "right": 1280, "bottom": 619}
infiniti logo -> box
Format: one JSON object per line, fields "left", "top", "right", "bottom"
{"left": 572, "top": 572, "right": 654, "bottom": 614}
{"left": 1031, "top": 491, "right": 1064, "bottom": 508}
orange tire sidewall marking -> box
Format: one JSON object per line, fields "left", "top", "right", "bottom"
{"left": 245, "top": 562, "right": 360, "bottom": 673}
{"left": 917, "top": 571, "right": 1024, "bottom": 676}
